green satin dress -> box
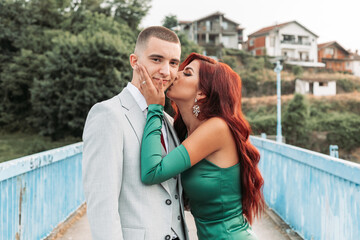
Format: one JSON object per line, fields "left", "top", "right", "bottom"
{"left": 141, "top": 104, "right": 257, "bottom": 240}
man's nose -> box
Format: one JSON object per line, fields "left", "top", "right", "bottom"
{"left": 159, "top": 63, "right": 170, "bottom": 76}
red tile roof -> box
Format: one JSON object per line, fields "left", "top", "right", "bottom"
{"left": 248, "top": 22, "right": 290, "bottom": 37}
{"left": 318, "top": 41, "right": 349, "bottom": 54}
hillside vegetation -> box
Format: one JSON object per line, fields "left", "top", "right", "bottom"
{"left": 243, "top": 92, "right": 360, "bottom": 163}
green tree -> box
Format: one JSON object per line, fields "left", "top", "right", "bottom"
{"left": 178, "top": 33, "right": 203, "bottom": 61}
{"left": 111, "top": 0, "right": 151, "bottom": 29}
{"left": 0, "top": 50, "right": 46, "bottom": 130}
{"left": 282, "top": 94, "right": 309, "bottom": 147}
{"left": 30, "top": 28, "right": 133, "bottom": 139}
{"left": 162, "top": 14, "right": 178, "bottom": 29}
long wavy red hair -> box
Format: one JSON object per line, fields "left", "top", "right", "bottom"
{"left": 172, "top": 53, "right": 264, "bottom": 224}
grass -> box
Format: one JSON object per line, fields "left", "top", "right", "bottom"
{"left": 0, "top": 132, "right": 81, "bottom": 163}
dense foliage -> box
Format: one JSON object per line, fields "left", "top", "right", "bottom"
{"left": 282, "top": 94, "right": 309, "bottom": 147}
{"left": 244, "top": 94, "right": 360, "bottom": 161}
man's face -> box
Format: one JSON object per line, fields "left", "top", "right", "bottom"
{"left": 136, "top": 37, "right": 181, "bottom": 90}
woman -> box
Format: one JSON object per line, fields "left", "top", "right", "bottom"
{"left": 137, "top": 53, "right": 264, "bottom": 239}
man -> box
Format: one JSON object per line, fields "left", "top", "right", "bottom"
{"left": 82, "top": 26, "right": 188, "bottom": 240}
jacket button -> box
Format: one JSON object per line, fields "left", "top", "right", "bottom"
{"left": 178, "top": 215, "right": 181, "bottom": 220}
{"left": 165, "top": 199, "right": 172, "bottom": 205}
{"left": 165, "top": 235, "right": 171, "bottom": 240}
{"left": 175, "top": 194, "right": 178, "bottom": 199}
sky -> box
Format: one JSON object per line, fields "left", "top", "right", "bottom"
{"left": 141, "top": 0, "right": 360, "bottom": 53}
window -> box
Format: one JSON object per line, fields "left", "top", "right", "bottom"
{"left": 319, "top": 82, "right": 328, "bottom": 87}
{"left": 206, "top": 20, "right": 212, "bottom": 31}
{"left": 283, "top": 34, "right": 295, "bottom": 42}
{"left": 249, "top": 39, "right": 254, "bottom": 46}
{"left": 325, "top": 48, "right": 334, "bottom": 56}
{"left": 222, "top": 21, "right": 228, "bottom": 30}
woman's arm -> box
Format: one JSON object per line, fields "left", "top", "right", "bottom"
{"left": 141, "top": 104, "right": 191, "bottom": 184}
{"left": 141, "top": 105, "right": 231, "bottom": 185}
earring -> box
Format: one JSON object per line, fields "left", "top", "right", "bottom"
{"left": 193, "top": 98, "right": 200, "bottom": 118}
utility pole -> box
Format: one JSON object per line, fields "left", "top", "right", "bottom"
{"left": 274, "top": 61, "right": 283, "bottom": 143}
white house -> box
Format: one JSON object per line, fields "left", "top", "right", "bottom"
{"left": 247, "top": 21, "right": 325, "bottom": 68}
{"left": 295, "top": 78, "right": 336, "bottom": 96}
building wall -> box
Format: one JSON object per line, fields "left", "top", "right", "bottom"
{"left": 351, "top": 60, "right": 360, "bottom": 76}
{"left": 295, "top": 80, "right": 310, "bottom": 94}
{"left": 318, "top": 44, "right": 352, "bottom": 72}
{"left": 313, "top": 81, "right": 336, "bottom": 96}
{"left": 250, "top": 22, "right": 318, "bottom": 62}
{"left": 188, "top": 16, "right": 239, "bottom": 50}
{"left": 277, "top": 22, "right": 318, "bottom": 62}
{"left": 325, "top": 61, "right": 349, "bottom": 72}
{"left": 248, "top": 35, "right": 266, "bottom": 55}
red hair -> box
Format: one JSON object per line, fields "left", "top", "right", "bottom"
{"left": 172, "top": 53, "right": 264, "bottom": 224}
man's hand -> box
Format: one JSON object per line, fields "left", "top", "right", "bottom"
{"left": 136, "top": 64, "right": 165, "bottom": 106}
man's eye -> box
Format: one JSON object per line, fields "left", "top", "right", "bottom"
{"left": 152, "top": 58, "right": 160, "bottom": 62}
{"left": 170, "top": 61, "right": 179, "bottom": 66}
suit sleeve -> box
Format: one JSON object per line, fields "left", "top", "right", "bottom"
{"left": 141, "top": 104, "right": 191, "bottom": 185}
{"left": 82, "top": 103, "right": 124, "bottom": 239}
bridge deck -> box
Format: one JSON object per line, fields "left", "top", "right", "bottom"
{"left": 55, "top": 207, "right": 299, "bottom": 240}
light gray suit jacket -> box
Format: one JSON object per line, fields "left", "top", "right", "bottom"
{"left": 82, "top": 88, "right": 189, "bottom": 240}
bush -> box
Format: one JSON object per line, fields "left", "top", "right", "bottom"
{"left": 178, "top": 33, "right": 203, "bottom": 61}
{"left": 282, "top": 94, "right": 309, "bottom": 147}
{"left": 241, "top": 72, "right": 260, "bottom": 96}
{"left": 30, "top": 29, "right": 133, "bottom": 139}
{"left": 247, "top": 114, "right": 277, "bottom": 135}
{"left": 221, "top": 55, "right": 237, "bottom": 69}
{"left": 291, "top": 65, "right": 304, "bottom": 76}
{"left": 337, "top": 78, "right": 360, "bottom": 93}
{"left": 0, "top": 50, "right": 46, "bottom": 129}
{"left": 319, "top": 113, "right": 360, "bottom": 152}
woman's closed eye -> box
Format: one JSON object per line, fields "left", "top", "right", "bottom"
{"left": 183, "top": 71, "right": 191, "bottom": 76}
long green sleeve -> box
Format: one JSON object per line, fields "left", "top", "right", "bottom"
{"left": 141, "top": 104, "right": 191, "bottom": 185}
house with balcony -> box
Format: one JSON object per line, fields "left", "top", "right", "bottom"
{"left": 247, "top": 21, "right": 325, "bottom": 68}
{"left": 178, "top": 11, "right": 244, "bottom": 57}
{"left": 318, "top": 41, "right": 352, "bottom": 73}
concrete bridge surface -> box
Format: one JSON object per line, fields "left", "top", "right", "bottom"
{"left": 55, "top": 206, "right": 301, "bottom": 240}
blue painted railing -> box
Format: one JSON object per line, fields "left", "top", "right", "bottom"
{"left": 1, "top": 138, "right": 359, "bottom": 240}
{"left": 0, "top": 143, "right": 84, "bottom": 240}
{"left": 251, "top": 136, "right": 360, "bottom": 240}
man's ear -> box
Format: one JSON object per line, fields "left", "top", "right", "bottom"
{"left": 129, "top": 54, "right": 138, "bottom": 69}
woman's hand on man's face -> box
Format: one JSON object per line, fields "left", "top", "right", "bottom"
{"left": 136, "top": 63, "right": 165, "bottom": 106}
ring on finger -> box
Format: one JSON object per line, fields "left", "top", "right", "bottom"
{"left": 142, "top": 80, "right": 146, "bottom": 85}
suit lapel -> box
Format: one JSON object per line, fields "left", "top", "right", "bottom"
{"left": 119, "top": 88, "right": 170, "bottom": 194}
{"left": 119, "top": 89, "right": 145, "bottom": 144}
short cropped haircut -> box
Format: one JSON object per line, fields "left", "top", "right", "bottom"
{"left": 134, "top": 26, "right": 180, "bottom": 54}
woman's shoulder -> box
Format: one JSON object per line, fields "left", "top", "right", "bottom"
{"left": 202, "top": 117, "right": 229, "bottom": 132}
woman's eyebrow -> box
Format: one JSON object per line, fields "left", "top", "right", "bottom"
{"left": 184, "top": 66, "right": 194, "bottom": 72}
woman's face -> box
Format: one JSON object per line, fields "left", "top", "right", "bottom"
{"left": 166, "top": 60, "right": 200, "bottom": 103}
